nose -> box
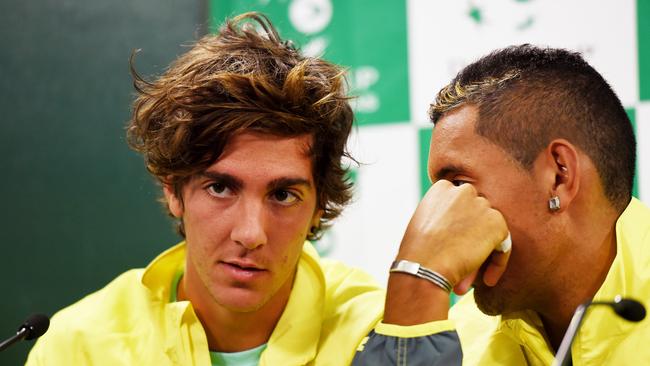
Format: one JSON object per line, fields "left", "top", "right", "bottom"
{"left": 230, "top": 198, "right": 267, "bottom": 250}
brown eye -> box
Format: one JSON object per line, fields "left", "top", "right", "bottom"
{"left": 271, "top": 190, "right": 299, "bottom": 205}
{"left": 207, "top": 183, "right": 233, "bottom": 198}
{"left": 451, "top": 179, "right": 469, "bottom": 187}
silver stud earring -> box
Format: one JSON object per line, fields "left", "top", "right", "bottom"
{"left": 549, "top": 196, "right": 561, "bottom": 211}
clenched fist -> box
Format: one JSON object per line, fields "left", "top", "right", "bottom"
{"left": 383, "top": 180, "right": 510, "bottom": 325}
{"left": 397, "top": 180, "right": 510, "bottom": 292}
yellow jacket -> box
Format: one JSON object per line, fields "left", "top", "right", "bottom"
{"left": 450, "top": 197, "right": 650, "bottom": 365}
{"left": 26, "top": 242, "right": 384, "bottom": 366}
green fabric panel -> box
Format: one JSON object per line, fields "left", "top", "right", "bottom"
{"left": 169, "top": 269, "right": 184, "bottom": 303}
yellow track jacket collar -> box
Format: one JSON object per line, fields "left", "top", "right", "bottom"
{"left": 141, "top": 242, "right": 328, "bottom": 365}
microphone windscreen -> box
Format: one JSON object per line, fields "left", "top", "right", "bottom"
{"left": 612, "top": 299, "right": 646, "bottom": 322}
{"left": 20, "top": 313, "right": 50, "bottom": 340}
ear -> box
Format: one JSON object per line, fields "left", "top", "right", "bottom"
{"left": 537, "top": 139, "right": 580, "bottom": 212}
{"left": 163, "top": 184, "right": 184, "bottom": 218}
{"left": 311, "top": 209, "right": 324, "bottom": 228}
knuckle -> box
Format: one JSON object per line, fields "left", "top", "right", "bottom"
{"left": 457, "top": 182, "right": 477, "bottom": 196}
{"left": 488, "top": 210, "right": 507, "bottom": 230}
{"left": 475, "top": 195, "right": 490, "bottom": 208}
{"left": 434, "top": 179, "right": 452, "bottom": 190}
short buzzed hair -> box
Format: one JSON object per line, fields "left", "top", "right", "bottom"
{"left": 430, "top": 44, "right": 636, "bottom": 211}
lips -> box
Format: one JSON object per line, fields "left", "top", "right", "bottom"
{"left": 220, "top": 260, "right": 267, "bottom": 282}
{"left": 225, "top": 260, "right": 264, "bottom": 271}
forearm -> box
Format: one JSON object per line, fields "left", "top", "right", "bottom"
{"left": 382, "top": 273, "right": 450, "bottom": 325}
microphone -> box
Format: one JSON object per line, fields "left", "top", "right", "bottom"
{"left": 0, "top": 314, "right": 50, "bottom": 352}
{"left": 552, "top": 296, "right": 646, "bottom": 366}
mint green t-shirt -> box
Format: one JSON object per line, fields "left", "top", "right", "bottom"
{"left": 170, "top": 270, "right": 267, "bottom": 366}
{"left": 209, "top": 344, "right": 267, "bottom": 366}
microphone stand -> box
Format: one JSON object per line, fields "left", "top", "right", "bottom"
{"left": 0, "top": 327, "right": 31, "bottom": 352}
{"left": 0, "top": 313, "right": 50, "bottom": 352}
{"left": 552, "top": 301, "right": 590, "bottom": 366}
{"left": 552, "top": 297, "right": 646, "bottom": 366}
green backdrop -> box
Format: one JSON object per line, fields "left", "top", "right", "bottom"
{"left": 0, "top": 1, "right": 203, "bottom": 364}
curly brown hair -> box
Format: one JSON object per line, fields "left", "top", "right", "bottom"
{"left": 127, "top": 12, "right": 355, "bottom": 240}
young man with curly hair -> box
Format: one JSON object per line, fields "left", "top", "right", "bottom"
{"left": 26, "top": 13, "right": 384, "bottom": 365}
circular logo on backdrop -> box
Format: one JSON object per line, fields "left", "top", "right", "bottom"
{"left": 289, "top": 0, "right": 332, "bottom": 34}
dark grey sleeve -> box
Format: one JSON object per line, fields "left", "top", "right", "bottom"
{"left": 352, "top": 330, "right": 462, "bottom": 366}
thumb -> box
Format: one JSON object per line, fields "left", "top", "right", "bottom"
{"left": 453, "top": 269, "right": 478, "bottom": 295}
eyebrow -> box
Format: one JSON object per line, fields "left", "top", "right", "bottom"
{"left": 199, "top": 172, "right": 312, "bottom": 191}
{"left": 199, "top": 171, "right": 244, "bottom": 190}
{"left": 268, "top": 177, "right": 313, "bottom": 192}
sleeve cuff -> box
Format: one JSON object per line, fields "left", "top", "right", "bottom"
{"left": 375, "top": 319, "right": 456, "bottom": 338}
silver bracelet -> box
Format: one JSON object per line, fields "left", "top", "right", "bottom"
{"left": 389, "top": 260, "right": 453, "bottom": 293}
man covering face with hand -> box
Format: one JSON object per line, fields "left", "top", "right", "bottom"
{"left": 354, "top": 44, "right": 649, "bottom": 365}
